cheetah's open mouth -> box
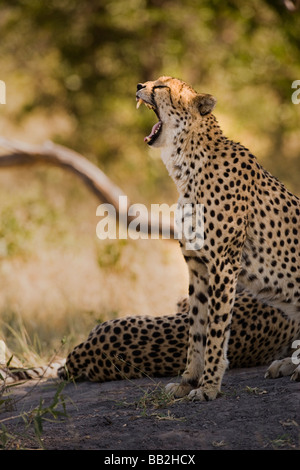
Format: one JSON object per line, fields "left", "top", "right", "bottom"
{"left": 136, "top": 98, "right": 162, "bottom": 145}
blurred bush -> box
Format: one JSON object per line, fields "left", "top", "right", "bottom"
{"left": 0, "top": 0, "right": 299, "bottom": 357}
{"left": 0, "top": 0, "right": 299, "bottom": 198}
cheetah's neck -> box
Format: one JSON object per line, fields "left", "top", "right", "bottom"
{"left": 160, "top": 115, "right": 225, "bottom": 196}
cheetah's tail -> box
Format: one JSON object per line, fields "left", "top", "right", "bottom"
{"left": 0, "top": 340, "right": 65, "bottom": 385}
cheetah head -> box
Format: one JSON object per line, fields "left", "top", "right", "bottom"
{"left": 136, "top": 76, "right": 217, "bottom": 148}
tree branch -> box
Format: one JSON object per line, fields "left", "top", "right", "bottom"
{"left": 0, "top": 137, "right": 175, "bottom": 238}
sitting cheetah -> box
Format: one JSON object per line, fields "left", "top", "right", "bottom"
{"left": 134, "top": 76, "right": 300, "bottom": 401}
{"left": 58, "top": 292, "right": 299, "bottom": 383}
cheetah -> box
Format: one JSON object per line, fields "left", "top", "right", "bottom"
{"left": 58, "top": 293, "right": 299, "bottom": 383}
{"left": 134, "top": 76, "right": 300, "bottom": 401}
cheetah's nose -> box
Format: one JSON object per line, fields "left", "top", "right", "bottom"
{"left": 137, "top": 83, "right": 145, "bottom": 91}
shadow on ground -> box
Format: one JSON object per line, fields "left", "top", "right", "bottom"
{"left": 1, "top": 366, "right": 299, "bottom": 450}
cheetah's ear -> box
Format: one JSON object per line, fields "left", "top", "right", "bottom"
{"left": 194, "top": 93, "right": 217, "bottom": 116}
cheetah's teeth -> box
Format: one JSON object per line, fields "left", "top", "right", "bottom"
{"left": 136, "top": 98, "right": 143, "bottom": 109}
{"left": 136, "top": 98, "right": 155, "bottom": 110}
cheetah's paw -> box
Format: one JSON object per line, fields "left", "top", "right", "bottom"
{"left": 165, "top": 382, "right": 194, "bottom": 398}
{"left": 188, "top": 386, "right": 219, "bottom": 402}
{"left": 265, "top": 358, "right": 299, "bottom": 380}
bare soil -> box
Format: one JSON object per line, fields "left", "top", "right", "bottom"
{"left": 1, "top": 366, "right": 299, "bottom": 451}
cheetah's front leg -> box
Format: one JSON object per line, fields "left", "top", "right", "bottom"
{"left": 189, "top": 262, "right": 238, "bottom": 401}
{"left": 167, "top": 260, "right": 238, "bottom": 401}
{"left": 166, "top": 259, "right": 209, "bottom": 398}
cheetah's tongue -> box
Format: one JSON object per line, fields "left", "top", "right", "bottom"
{"left": 144, "top": 121, "right": 162, "bottom": 143}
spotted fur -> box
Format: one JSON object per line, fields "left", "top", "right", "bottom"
{"left": 133, "top": 76, "right": 300, "bottom": 401}
{"left": 58, "top": 293, "right": 299, "bottom": 383}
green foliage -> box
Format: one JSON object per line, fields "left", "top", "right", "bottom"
{"left": 0, "top": 0, "right": 300, "bottom": 365}
{"left": 96, "top": 239, "right": 127, "bottom": 269}
{"left": 0, "top": 380, "right": 70, "bottom": 449}
{"left": 0, "top": 206, "right": 31, "bottom": 258}
{"left": 137, "top": 383, "right": 178, "bottom": 414}
{"left": 0, "top": 168, "right": 85, "bottom": 259}
{"left": 1, "top": 0, "right": 299, "bottom": 196}
{"left": 25, "top": 382, "right": 69, "bottom": 449}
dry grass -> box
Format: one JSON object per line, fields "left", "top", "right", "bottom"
{"left": 0, "top": 167, "right": 188, "bottom": 365}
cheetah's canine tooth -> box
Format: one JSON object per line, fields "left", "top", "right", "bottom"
{"left": 136, "top": 98, "right": 143, "bottom": 109}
